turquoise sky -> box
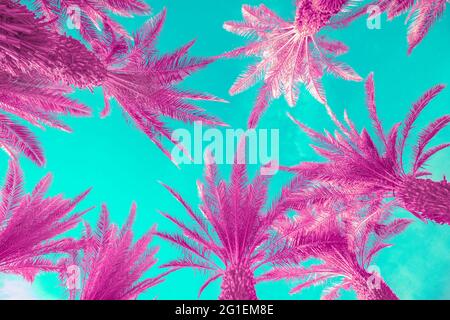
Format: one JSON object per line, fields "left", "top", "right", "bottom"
{"left": 0, "top": 0, "right": 449, "bottom": 300}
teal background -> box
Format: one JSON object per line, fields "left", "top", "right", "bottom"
{"left": 0, "top": 0, "right": 449, "bottom": 300}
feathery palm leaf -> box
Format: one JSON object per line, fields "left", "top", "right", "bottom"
{"left": 0, "top": 71, "right": 92, "bottom": 165}
{"left": 0, "top": 0, "right": 93, "bottom": 164}
{"left": 0, "top": 161, "right": 92, "bottom": 281}
{"left": 93, "top": 10, "right": 226, "bottom": 161}
{"left": 404, "top": 0, "right": 448, "bottom": 54}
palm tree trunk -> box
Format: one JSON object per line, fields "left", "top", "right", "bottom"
{"left": 396, "top": 177, "right": 450, "bottom": 225}
{"left": 219, "top": 266, "right": 257, "bottom": 300}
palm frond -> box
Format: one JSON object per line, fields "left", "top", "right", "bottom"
{"left": 0, "top": 161, "right": 91, "bottom": 279}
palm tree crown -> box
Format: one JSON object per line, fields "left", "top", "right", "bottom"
{"left": 93, "top": 10, "right": 226, "bottom": 160}
{"left": 60, "top": 204, "right": 166, "bottom": 300}
{"left": 157, "top": 152, "right": 301, "bottom": 299}
{"left": 286, "top": 74, "right": 450, "bottom": 225}
{"left": 223, "top": 2, "right": 361, "bottom": 128}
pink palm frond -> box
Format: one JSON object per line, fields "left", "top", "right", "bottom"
{"left": 334, "top": 0, "right": 449, "bottom": 54}
{"left": 405, "top": 0, "right": 448, "bottom": 54}
{"left": 0, "top": 161, "right": 92, "bottom": 281}
{"left": 157, "top": 151, "right": 303, "bottom": 300}
{"left": 223, "top": 2, "right": 361, "bottom": 128}
{"left": 262, "top": 200, "right": 406, "bottom": 300}
{"left": 94, "top": 10, "right": 226, "bottom": 161}
{"left": 32, "top": 0, "right": 150, "bottom": 40}
{"left": 59, "top": 204, "right": 165, "bottom": 300}
{"left": 0, "top": 0, "right": 102, "bottom": 89}
{"left": 0, "top": 72, "right": 90, "bottom": 132}
{"left": 286, "top": 73, "right": 450, "bottom": 225}
{"left": 0, "top": 111, "right": 44, "bottom": 166}
{"left": 0, "top": 71, "right": 92, "bottom": 165}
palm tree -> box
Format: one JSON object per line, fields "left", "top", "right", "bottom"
{"left": 59, "top": 204, "right": 167, "bottom": 300}
{"left": 263, "top": 200, "right": 406, "bottom": 300}
{"left": 286, "top": 74, "right": 450, "bottom": 225}
{"left": 0, "top": 161, "right": 92, "bottom": 281}
{"left": 0, "top": 0, "right": 104, "bottom": 88}
{"left": 1, "top": 2, "right": 225, "bottom": 161}
{"left": 336, "top": 0, "right": 449, "bottom": 54}
{"left": 0, "top": 0, "right": 91, "bottom": 165}
{"left": 157, "top": 152, "right": 301, "bottom": 299}
{"left": 223, "top": 2, "right": 361, "bottom": 128}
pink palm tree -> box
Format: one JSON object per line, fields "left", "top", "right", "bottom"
{"left": 157, "top": 154, "right": 301, "bottom": 299}
{"left": 286, "top": 74, "right": 450, "bottom": 225}
{"left": 0, "top": 161, "right": 92, "bottom": 281}
{"left": 59, "top": 204, "right": 167, "bottom": 300}
{"left": 262, "top": 200, "right": 406, "bottom": 300}
{"left": 0, "top": 0, "right": 103, "bottom": 88}
{"left": 337, "top": 0, "right": 449, "bottom": 54}
{"left": 0, "top": 0, "right": 91, "bottom": 165}
{"left": 223, "top": 2, "right": 362, "bottom": 128}
{"left": 1, "top": 1, "right": 225, "bottom": 161}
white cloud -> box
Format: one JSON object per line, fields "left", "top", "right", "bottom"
{"left": 0, "top": 276, "right": 39, "bottom": 300}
